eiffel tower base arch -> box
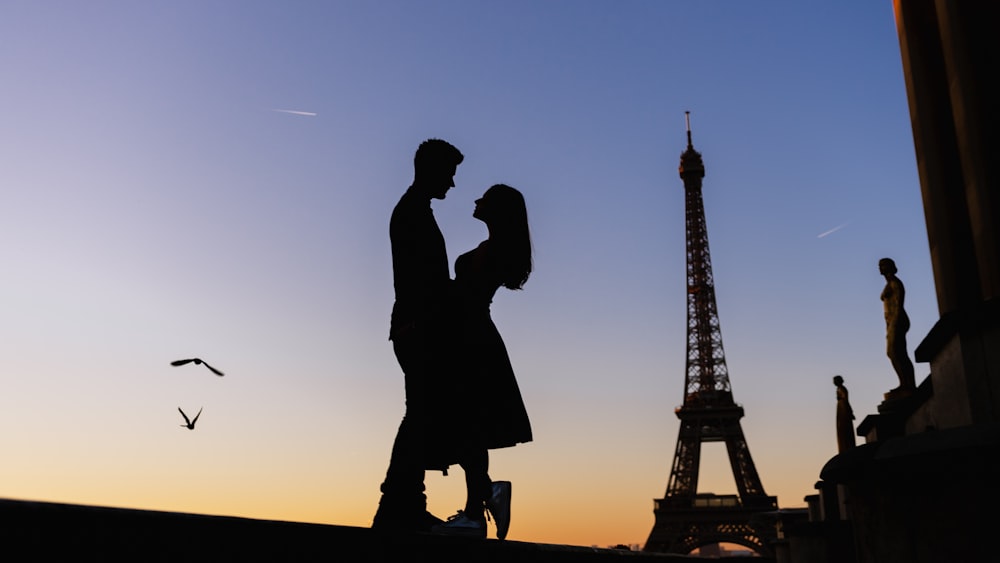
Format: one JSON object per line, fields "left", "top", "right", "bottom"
{"left": 645, "top": 494, "right": 778, "bottom": 557}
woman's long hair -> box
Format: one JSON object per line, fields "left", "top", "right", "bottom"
{"left": 485, "top": 184, "right": 532, "bottom": 290}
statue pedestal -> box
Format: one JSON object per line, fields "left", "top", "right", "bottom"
{"left": 881, "top": 386, "right": 913, "bottom": 402}
{"left": 855, "top": 379, "right": 932, "bottom": 444}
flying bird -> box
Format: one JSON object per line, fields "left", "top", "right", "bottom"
{"left": 178, "top": 407, "right": 203, "bottom": 430}
{"left": 171, "top": 358, "right": 224, "bottom": 376}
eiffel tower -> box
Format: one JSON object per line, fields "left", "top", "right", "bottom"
{"left": 644, "top": 114, "right": 777, "bottom": 556}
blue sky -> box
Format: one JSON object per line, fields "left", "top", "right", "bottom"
{"left": 0, "top": 1, "right": 933, "bottom": 547}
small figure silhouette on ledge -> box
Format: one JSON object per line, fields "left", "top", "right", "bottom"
{"left": 171, "top": 358, "right": 224, "bottom": 377}
{"left": 833, "top": 375, "right": 856, "bottom": 453}
{"left": 178, "top": 407, "right": 202, "bottom": 430}
{"left": 879, "top": 258, "right": 916, "bottom": 398}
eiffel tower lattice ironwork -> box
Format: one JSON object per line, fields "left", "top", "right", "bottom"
{"left": 644, "top": 114, "right": 777, "bottom": 556}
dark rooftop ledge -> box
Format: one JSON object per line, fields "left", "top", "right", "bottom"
{"left": 1, "top": 497, "right": 692, "bottom": 562}
{"left": 914, "top": 297, "right": 1000, "bottom": 362}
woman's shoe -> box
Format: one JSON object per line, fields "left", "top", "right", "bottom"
{"left": 431, "top": 510, "right": 487, "bottom": 538}
{"left": 487, "top": 481, "right": 512, "bottom": 540}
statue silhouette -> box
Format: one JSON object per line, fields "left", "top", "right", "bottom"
{"left": 373, "top": 139, "right": 465, "bottom": 533}
{"left": 833, "top": 375, "right": 855, "bottom": 453}
{"left": 879, "top": 258, "right": 916, "bottom": 394}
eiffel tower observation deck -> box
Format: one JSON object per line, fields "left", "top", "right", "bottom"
{"left": 644, "top": 114, "right": 777, "bottom": 556}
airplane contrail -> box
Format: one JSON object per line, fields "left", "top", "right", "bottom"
{"left": 817, "top": 222, "right": 850, "bottom": 238}
{"left": 272, "top": 109, "right": 318, "bottom": 117}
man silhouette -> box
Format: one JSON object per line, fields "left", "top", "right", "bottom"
{"left": 372, "top": 138, "right": 464, "bottom": 532}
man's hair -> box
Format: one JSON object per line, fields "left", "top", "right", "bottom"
{"left": 414, "top": 139, "right": 464, "bottom": 173}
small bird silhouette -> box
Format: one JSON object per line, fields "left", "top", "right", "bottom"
{"left": 178, "top": 407, "right": 203, "bottom": 430}
{"left": 171, "top": 358, "right": 224, "bottom": 376}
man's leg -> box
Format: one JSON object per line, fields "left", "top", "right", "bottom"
{"left": 373, "top": 334, "right": 430, "bottom": 530}
{"left": 373, "top": 417, "right": 427, "bottom": 529}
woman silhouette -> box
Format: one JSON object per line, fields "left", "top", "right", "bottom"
{"left": 433, "top": 184, "right": 533, "bottom": 540}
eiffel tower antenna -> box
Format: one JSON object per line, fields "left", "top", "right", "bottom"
{"left": 685, "top": 111, "right": 693, "bottom": 149}
{"left": 644, "top": 114, "right": 778, "bottom": 556}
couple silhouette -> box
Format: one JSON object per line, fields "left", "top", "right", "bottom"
{"left": 372, "top": 139, "right": 533, "bottom": 540}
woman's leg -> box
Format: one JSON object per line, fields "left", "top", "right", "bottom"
{"left": 429, "top": 447, "right": 490, "bottom": 537}
{"left": 460, "top": 448, "right": 491, "bottom": 517}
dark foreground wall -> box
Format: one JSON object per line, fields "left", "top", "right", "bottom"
{"left": 0, "top": 498, "right": 692, "bottom": 563}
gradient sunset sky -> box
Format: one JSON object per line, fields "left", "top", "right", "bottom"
{"left": 1, "top": 1, "right": 933, "bottom": 548}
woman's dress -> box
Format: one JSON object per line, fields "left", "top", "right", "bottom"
{"left": 452, "top": 242, "right": 533, "bottom": 451}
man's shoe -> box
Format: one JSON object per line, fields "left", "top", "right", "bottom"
{"left": 373, "top": 506, "right": 443, "bottom": 533}
{"left": 420, "top": 510, "right": 445, "bottom": 531}
{"left": 430, "top": 510, "right": 487, "bottom": 538}
{"left": 487, "top": 481, "right": 512, "bottom": 540}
